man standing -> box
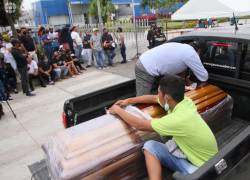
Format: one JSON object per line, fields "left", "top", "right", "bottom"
{"left": 147, "top": 25, "right": 156, "bottom": 49}
{"left": 109, "top": 74, "right": 218, "bottom": 179}
{"left": 41, "top": 29, "right": 53, "bottom": 63}
{"left": 82, "top": 31, "right": 93, "bottom": 68}
{"left": 90, "top": 28, "right": 105, "bottom": 69}
{"left": 11, "top": 39, "right": 35, "bottom": 96}
{"left": 19, "top": 28, "right": 38, "bottom": 62}
{"left": 135, "top": 42, "right": 208, "bottom": 96}
{"left": 71, "top": 26, "right": 83, "bottom": 62}
{"left": 102, "top": 28, "right": 116, "bottom": 66}
{"left": 117, "top": 27, "right": 127, "bottom": 64}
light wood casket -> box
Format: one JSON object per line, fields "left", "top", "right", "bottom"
{"left": 42, "top": 84, "right": 233, "bottom": 180}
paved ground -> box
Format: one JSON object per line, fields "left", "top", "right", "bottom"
{"left": 0, "top": 60, "right": 136, "bottom": 180}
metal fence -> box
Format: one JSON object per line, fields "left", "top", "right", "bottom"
{"left": 75, "top": 19, "right": 192, "bottom": 61}
{"left": 0, "top": 19, "right": 192, "bottom": 62}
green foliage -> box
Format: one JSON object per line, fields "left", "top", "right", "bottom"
{"left": 140, "top": 0, "right": 189, "bottom": 13}
{"left": 88, "top": 0, "right": 115, "bottom": 23}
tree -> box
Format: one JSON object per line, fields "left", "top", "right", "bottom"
{"left": 140, "top": 0, "right": 188, "bottom": 15}
{"left": 141, "top": 0, "right": 163, "bottom": 15}
{"left": 1, "top": 0, "right": 22, "bottom": 37}
{"left": 88, "top": 0, "right": 115, "bottom": 23}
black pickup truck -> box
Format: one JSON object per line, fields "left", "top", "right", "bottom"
{"left": 63, "top": 27, "right": 250, "bottom": 180}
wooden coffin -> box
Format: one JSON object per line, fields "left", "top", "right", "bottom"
{"left": 43, "top": 84, "right": 232, "bottom": 180}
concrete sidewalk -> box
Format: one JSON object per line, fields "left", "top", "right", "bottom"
{"left": 0, "top": 61, "right": 136, "bottom": 180}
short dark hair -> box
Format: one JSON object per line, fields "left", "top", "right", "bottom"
{"left": 159, "top": 74, "right": 185, "bottom": 102}
{"left": 189, "top": 41, "right": 207, "bottom": 54}
{"left": 11, "top": 39, "right": 21, "bottom": 47}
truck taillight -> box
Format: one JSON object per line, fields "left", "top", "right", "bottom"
{"left": 62, "top": 112, "right": 67, "bottom": 128}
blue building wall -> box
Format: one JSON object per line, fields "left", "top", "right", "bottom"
{"left": 33, "top": 0, "right": 183, "bottom": 25}
{"left": 33, "top": 0, "right": 69, "bottom": 26}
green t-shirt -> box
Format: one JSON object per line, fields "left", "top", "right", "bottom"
{"left": 151, "top": 97, "right": 218, "bottom": 167}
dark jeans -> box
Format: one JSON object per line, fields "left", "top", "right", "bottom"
{"left": 44, "top": 46, "right": 53, "bottom": 63}
{"left": 104, "top": 49, "right": 116, "bottom": 65}
{"left": 28, "top": 74, "right": 46, "bottom": 91}
{"left": 120, "top": 44, "right": 126, "bottom": 62}
{"left": 18, "top": 67, "right": 30, "bottom": 94}
{"left": 41, "top": 71, "right": 55, "bottom": 82}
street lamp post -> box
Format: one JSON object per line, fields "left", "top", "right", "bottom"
{"left": 68, "top": 0, "right": 73, "bottom": 25}
{"left": 97, "top": 0, "right": 103, "bottom": 33}
{"left": 132, "top": 0, "right": 139, "bottom": 58}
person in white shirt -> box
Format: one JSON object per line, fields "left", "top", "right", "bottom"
{"left": 71, "top": 26, "right": 83, "bottom": 62}
{"left": 27, "top": 54, "right": 46, "bottom": 91}
{"left": 2, "top": 43, "right": 17, "bottom": 71}
{"left": 135, "top": 42, "right": 208, "bottom": 96}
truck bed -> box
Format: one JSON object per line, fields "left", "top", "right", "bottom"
{"left": 216, "top": 118, "right": 249, "bottom": 149}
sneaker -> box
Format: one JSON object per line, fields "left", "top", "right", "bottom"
{"left": 14, "top": 89, "right": 18, "bottom": 94}
{"left": 7, "top": 96, "right": 13, "bottom": 100}
{"left": 121, "top": 61, "right": 127, "bottom": 64}
{"left": 49, "top": 81, "right": 55, "bottom": 85}
{"left": 86, "top": 65, "right": 92, "bottom": 68}
{"left": 26, "top": 92, "right": 36, "bottom": 96}
{"left": 98, "top": 67, "right": 103, "bottom": 70}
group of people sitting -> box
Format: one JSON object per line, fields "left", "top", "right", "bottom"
{"left": 0, "top": 24, "right": 128, "bottom": 118}
{"left": 0, "top": 24, "right": 128, "bottom": 97}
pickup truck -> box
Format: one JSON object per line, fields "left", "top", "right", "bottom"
{"left": 62, "top": 27, "right": 250, "bottom": 179}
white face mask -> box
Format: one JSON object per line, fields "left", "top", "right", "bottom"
{"left": 164, "top": 103, "right": 170, "bottom": 112}
{"left": 158, "top": 96, "right": 170, "bottom": 112}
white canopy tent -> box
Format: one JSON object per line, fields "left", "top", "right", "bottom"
{"left": 171, "top": 0, "right": 250, "bottom": 20}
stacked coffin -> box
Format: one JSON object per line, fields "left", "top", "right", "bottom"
{"left": 42, "top": 84, "right": 233, "bottom": 180}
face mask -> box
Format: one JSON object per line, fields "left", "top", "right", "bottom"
{"left": 158, "top": 97, "right": 170, "bottom": 112}
{"left": 164, "top": 103, "right": 170, "bottom": 112}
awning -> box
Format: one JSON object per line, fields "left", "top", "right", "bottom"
{"left": 171, "top": 0, "right": 250, "bottom": 20}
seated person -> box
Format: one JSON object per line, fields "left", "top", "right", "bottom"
{"left": 69, "top": 52, "right": 85, "bottom": 72}
{"left": 52, "top": 52, "right": 69, "bottom": 80}
{"left": 64, "top": 49, "right": 85, "bottom": 72}
{"left": 38, "top": 56, "right": 55, "bottom": 85}
{"left": 27, "top": 55, "right": 46, "bottom": 91}
{"left": 109, "top": 74, "right": 218, "bottom": 179}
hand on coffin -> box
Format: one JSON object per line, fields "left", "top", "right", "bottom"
{"left": 109, "top": 104, "right": 121, "bottom": 115}
{"left": 114, "top": 99, "right": 130, "bottom": 107}
{"left": 185, "top": 85, "right": 194, "bottom": 91}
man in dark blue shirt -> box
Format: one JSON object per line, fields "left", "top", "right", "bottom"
{"left": 11, "top": 39, "right": 35, "bottom": 96}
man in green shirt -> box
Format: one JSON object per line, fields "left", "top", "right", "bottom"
{"left": 109, "top": 74, "right": 218, "bottom": 180}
